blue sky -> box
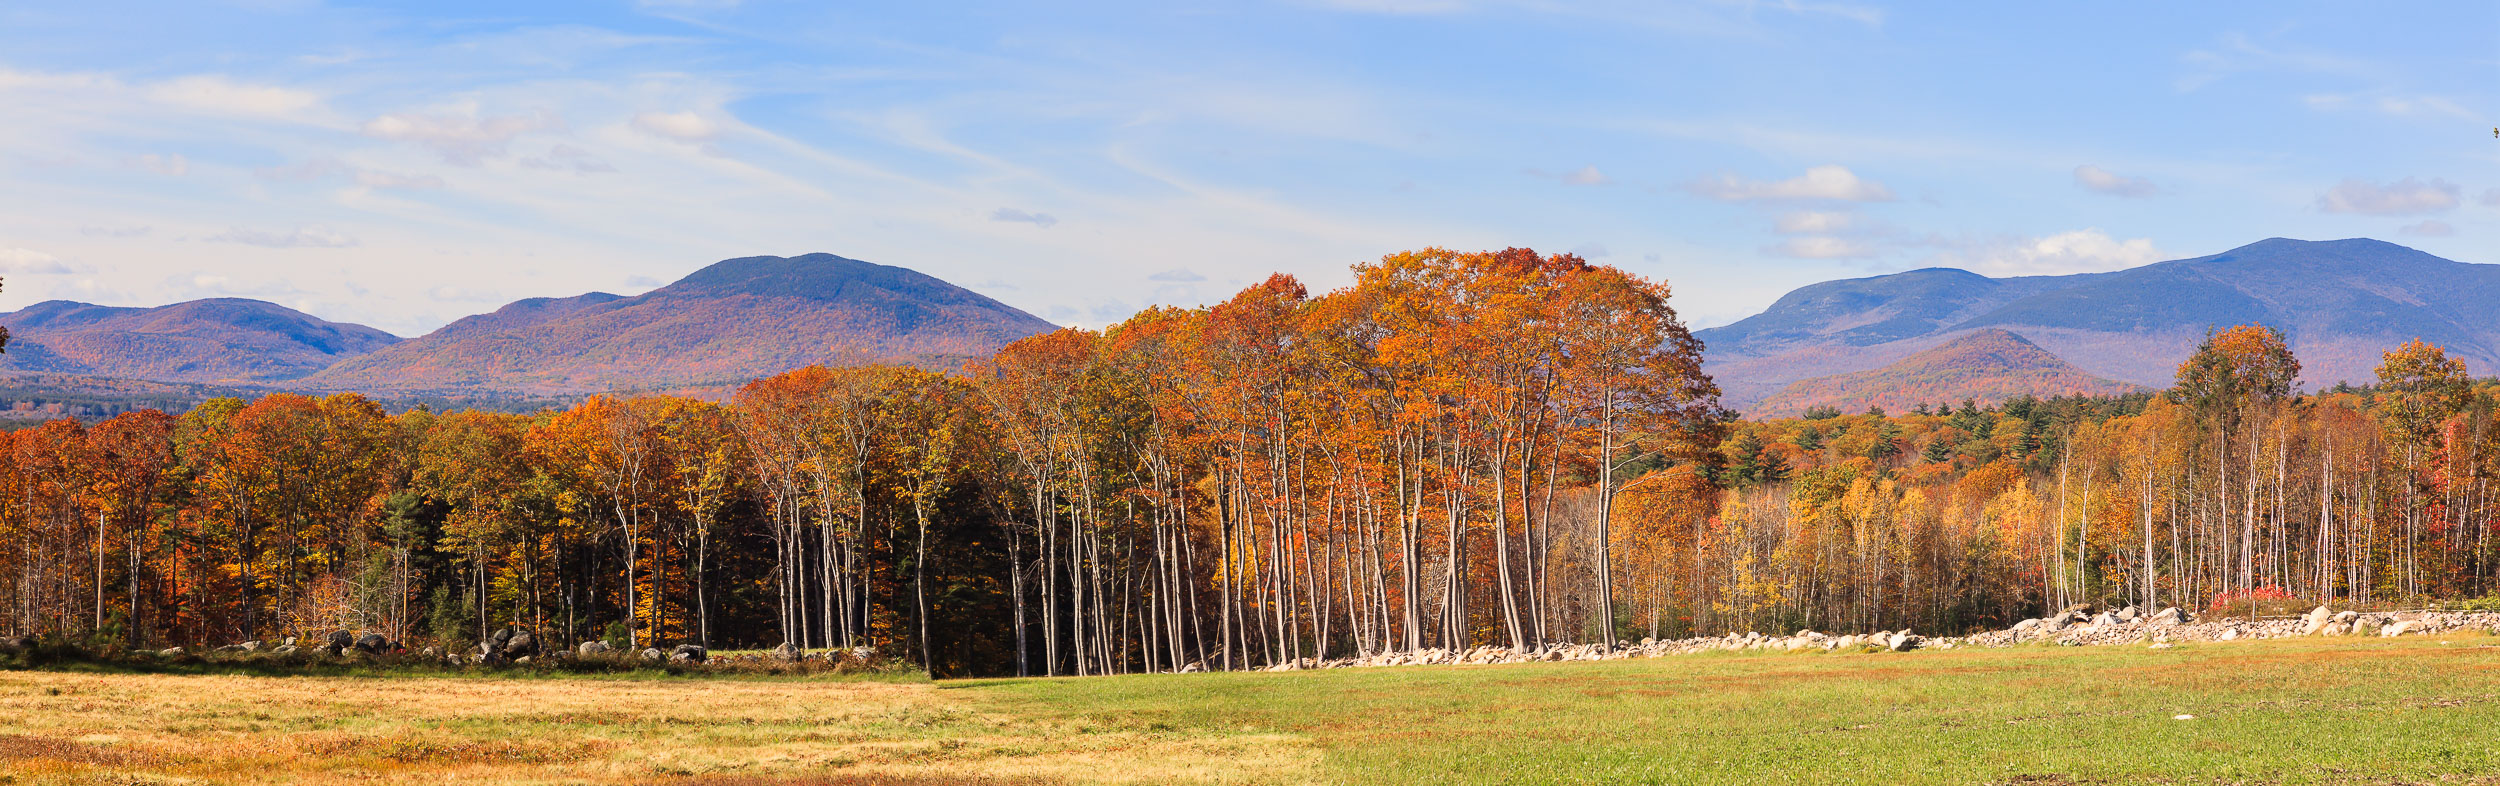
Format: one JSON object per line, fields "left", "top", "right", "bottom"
{"left": 1, "top": 1, "right": 2492, "bottom": 336}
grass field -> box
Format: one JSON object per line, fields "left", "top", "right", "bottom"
{"left": 4, "top": 634, "right": 2499, "bottom": 784}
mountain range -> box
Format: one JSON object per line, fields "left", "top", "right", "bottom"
{"left": 1, "top": 238, "right": 2484, "bottom": 414}
{"left": 1700, "top": 238, "right": 2499, "bottom": 412}
{"left": 0, "top": 253, "right": 1057, "bottom": 395}
{"left": 0, "top": 298, "right": 400, "bottom": 383}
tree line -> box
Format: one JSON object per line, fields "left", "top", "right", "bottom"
{"left": 1, "top": 255, "right": 2496, "bottom": 677}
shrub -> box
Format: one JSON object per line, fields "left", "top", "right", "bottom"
{"left": 2206, "top": 585, "right": 2306, "bottom": 619}
{"left": 2440, "top": 596, "right": 2500, "bottom": 613}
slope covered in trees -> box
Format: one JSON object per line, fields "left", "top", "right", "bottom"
{"left": 305, "top": 254, "right": 1057, "bottom": 394}
{"left": 0, "top": 298, "right": 400, "bottom": 383}
{"left": 1748, "top": 329, "right": 2141, "bottom": 418}
{"left": 5, "top": 252, "right": 2500, "bottom": 680}
{"left": 1701, "top": 238, "right": 2500, "bottom": 408}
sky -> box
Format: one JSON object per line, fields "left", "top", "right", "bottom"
{"left": 1, "top": 1, "right": 2494, "bottom": 337}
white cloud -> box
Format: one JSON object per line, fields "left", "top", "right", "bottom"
{"left": 2316, "top": 177, "right": 2460, "bottom": 216}
{"left": 1569, "top": 242, "right": 1610, "bottom": 258}
{"left": 1765, "top": 236, "right": 1872, "bottom": 259}
{"left": 2399, "top": 219, "right": 2454, "bottom": 237}
{"left": 2072, "top": 164, "right": 2158, "bottom": 198}
{"left": 633, "top": 110, "right": 717, "bottom": 142}
{"left": 1934, "top": 229, "right": 2164, "bottom": 277}
{"left": 0, "top": 248, "right": 78, "bottom": 274}
{"left": 990, "top": 207, "right": 1058, "bottom": 228}
{"left": 144, "top": 75, "right": 319, "bottom": 117}
{"left": 362, "top": 107, "right": 562, "bottom": 165}
{"left": 1773, "top": 210, "right": 1852, "bottom": 234}
{"left": 1148, "top": 268, "right": 1205, "bottom": 282}
{"left": 2481, "top": 188, "right": 2500, "bottom": 208}
{"left": 1685, "top": 164, "right": 1894, "bottom": 202}
{"left": 79, "top": 225, "right": 150, "bottom": 239}
{"left": 207, "top": 226, "right": 360, "bottom": 248}
{"left": 126, "top": 153, "right": 190, "bottom": 176}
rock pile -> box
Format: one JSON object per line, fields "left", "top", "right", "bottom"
{"left": 1230, "top": 604, "right": 2500, "bottom": 673}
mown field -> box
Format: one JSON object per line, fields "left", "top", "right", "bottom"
{"left": 4, "top": 634, "right": 2498, "bottom": 785}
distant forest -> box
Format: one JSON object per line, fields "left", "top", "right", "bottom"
{"left": 2, "top": 250, "right": 2497, "bottom": 677}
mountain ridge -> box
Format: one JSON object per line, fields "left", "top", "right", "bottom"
{"left": 1700, "top": 238, "right": 2500, "bottom": 410}
{"left": 302, "top": 253, "right": 1058, "bottom": 394}
{"left": 1746, "top": 329, "right": 2142, "bottom": 418}
{"left": 0, "top": 298, "right": 401, "bottom": 384}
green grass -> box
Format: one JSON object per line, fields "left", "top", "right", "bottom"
{"left": 955, "top": 634, "right": 2500, "bottom": 784}
{"left": 7, "top": 634, "right": 2499, "bottom": 784}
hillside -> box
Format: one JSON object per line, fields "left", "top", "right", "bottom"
{"left": 1746, "top": 329, "right": 2141, "bottom": 417}
{"left": 304, "top": 253, "right": 1057, "bottom": 393}
{"left": 1700, "top": 238, "right": 2500, "bottom": 409}
{"left": 0, "top": 298, "right": 399, "bottom": 384}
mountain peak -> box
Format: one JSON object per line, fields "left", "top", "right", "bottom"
{"left": 1748, "top": 327, "right": 2140, "bottom": 418}
{"left": 306, "top": 252, "right": 1056, "bottom": 394}
{"left": 0, "top": 298, "right": 399, "bottom": 383}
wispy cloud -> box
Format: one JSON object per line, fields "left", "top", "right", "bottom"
{"left": 172, "top": 273, "right": 309, "bottom": 299}
{"left": 1764, "top": 236, "right": 1871, "bottom": 259}
{"left": 519, "top": 144, "right": 617, "bottom": 174}
{"left": 125, "top": 153, "right": 190, "bottom": 176}
{"left": 1527, "top": 165, "right": 1610, "bottom": 185}
{"left": 78, "top": 225, "right": 150, "bottom": 239}
{"left": 258, "top": 158, "right": 444, "bottom": 189}
{"left": 1148, "top": 268, "right": 1205, "bottom": 282}
{"left": 207, "top": 226, "right": 360, "bottom": 248}
{"left": 2072, "top": 165, "right": 2158, "bottom": 198}
{"left": 632, "top": 110, "right": 718, "bottom": 141}
{"left": 0, "top": 247, "right": 80, "bottom": 274}
{"left": 990, "top": 207, "right": 1058, "bottom": 228}
{"left": 1685, "top": 165, "right": 1894, "bottom": 203}
{"left": 1923, "top": 229, "right": 2164, "bottom": 277}
{"left": 362, "top": 107, "right": 562, "bottom": 165}
{"left": 2316, "top": 177, "right": 2459, "bottom": 216}
{"left": 2399, "top": 219, "right": 2454, "bottom": 237}
{"left": 144, "top": 74, "right": 320, "bottom": 117}
{"left": 2301, "top": 93, "right": 2477, "bottom": 121}
{"left": 2177, "top": 31, "right": 2377, "bottom": 93}
{"left": 1772, "top": 210, "right": 1853, "bottom": 234}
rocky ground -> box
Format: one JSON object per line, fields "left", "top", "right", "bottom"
{"left": 1249, "top": 604, "right": 2500, "bottom": 672}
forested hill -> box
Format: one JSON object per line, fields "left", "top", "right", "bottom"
{"left": 1700, "top": 238, "right": 2500, "bottom": 410}
{"left": 1746, "top": 329, "right": 2141, "bottom": 418}
{"left": 301, "top": 253, "right": 1058, "bottom": 394}
{"left": 0, "top": 298, "right": 400, "bottom": 384}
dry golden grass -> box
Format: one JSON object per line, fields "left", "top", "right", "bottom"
{"left": 0, "top": 671, "right": 1318, "bottom": 785}
{"left": 16, "top": 634, "right": 2499, "bottom": 784}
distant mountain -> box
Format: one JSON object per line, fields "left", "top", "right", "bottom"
{"left": 0, "top": 298, "right": 399, "bottom": 384}
{"left": 1747, "top": 329, "right": 2142, "bottom": 418}
{"left": 1701, "top": 238, "right": 2500, "bottom": 411}
{"left": 304, "top": 253, "right": 1057, "bottom": 394}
